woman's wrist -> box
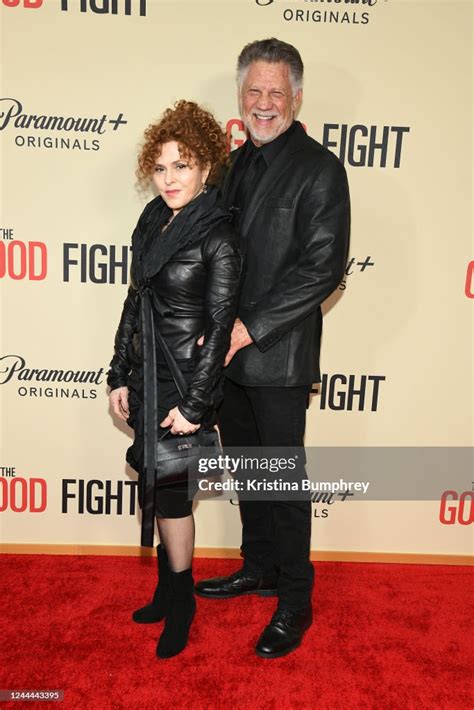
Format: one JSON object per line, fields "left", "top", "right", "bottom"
{"left": 177, "top": 404, "right": 201, "bottom": 426}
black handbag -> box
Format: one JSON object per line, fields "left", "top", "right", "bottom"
{"left": 154, "top": 326, "right": 223, "bottom": 487}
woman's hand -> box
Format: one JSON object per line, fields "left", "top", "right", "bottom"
{"left": 109, "top": 386, "right": 130, "bottom": 421}
{"left": 160, "top": 407, "right": 200, "bottom": 435}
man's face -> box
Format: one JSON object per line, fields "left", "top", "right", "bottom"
{"left": 239, "top": 60, "right": 302, "bottom": 146}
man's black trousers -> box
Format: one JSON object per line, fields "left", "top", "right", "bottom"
{"left": 217, "top": 377, "right": 314, "bottom": 609}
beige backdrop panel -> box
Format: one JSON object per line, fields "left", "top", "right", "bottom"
{"left": 0, "top": 0, "right": 472, "bottom": 555}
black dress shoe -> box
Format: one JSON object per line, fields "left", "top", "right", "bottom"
{"left": 195, "top": 569, "right": 278, "bottom": 599}
{"left": 255, "top": 606, "right": 313, "bottom": 659}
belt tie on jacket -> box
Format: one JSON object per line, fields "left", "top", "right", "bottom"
{"left": 137, "top": 284, "right": 175, "bottom": 547}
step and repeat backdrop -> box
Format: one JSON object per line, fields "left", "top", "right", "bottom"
{"left": 1, "top": 0, "right": 472, "bottom": 557}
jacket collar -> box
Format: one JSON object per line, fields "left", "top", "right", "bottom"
{"left": 132, "top": 186, "right": 230, "bottom": 285}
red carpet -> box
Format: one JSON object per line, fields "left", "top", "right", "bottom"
{"left": 1, "top": 555, "right": 472, "bottom": 709}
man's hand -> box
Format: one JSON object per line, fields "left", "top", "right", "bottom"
{"left": 160, "top": 407, "right": 201, "bottom": 435}
{"left": 224, "top": 318, "right": 253, "bottom": 366}
{"left": 196, "top": 319, "right": 253, "bottom": 366}
{"left": 109, "top": 386, "right": 130, "bottom": 421}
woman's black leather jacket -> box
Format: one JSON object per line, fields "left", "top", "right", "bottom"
{"left": 107, "top": 194, "right": 241, "bottom": 424}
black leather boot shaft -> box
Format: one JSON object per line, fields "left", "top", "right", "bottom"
{"left": 156, "top": 568, "right": 196, "bottom": 659}
{"left": 132, "top": 544, "right": 171, "bottom": 624}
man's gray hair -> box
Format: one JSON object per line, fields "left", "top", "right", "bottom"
{"left": 237, "top": 38, "right": 304, "bottom": 94}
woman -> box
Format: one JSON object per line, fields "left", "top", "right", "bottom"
{"left": 107, "top": 101, "right": 241, "bottom": 659}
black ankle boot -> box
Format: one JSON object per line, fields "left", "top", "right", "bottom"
{"left": 156, "top": 568, "right": 196, "bottom": 659}
{"left": 132, "top": 545, "right": 170, "bottom": 624}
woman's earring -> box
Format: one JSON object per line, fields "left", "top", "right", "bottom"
{"left": 202, "top": 183, "right": 208, "bottom": 193}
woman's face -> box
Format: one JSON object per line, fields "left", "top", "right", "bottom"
{"left": 152, "top": 140, "right": 210, "bottom": 215}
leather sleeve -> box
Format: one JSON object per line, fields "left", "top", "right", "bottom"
{"left": 242, "top": 156, "right": 350, "bottom": 352}
{"left": 106, "top": 285, "right": 140, "bottom": 391}
{"left": 178, "top": 230, "right": 241, "bottom": 424}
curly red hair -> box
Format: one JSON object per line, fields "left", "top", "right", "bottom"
{"left": 136, "top": 100, "right": 228, "bottom": 187}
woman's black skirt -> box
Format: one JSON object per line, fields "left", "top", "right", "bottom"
{"left": 126, "top": 358, "right": 211, "bottom": 519}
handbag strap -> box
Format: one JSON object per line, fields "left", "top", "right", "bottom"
{"left": 154, "top": 323, "right": 189, "bottom": 401}
{"left": 155, "top": 320, "right": 214, "bottom": 444}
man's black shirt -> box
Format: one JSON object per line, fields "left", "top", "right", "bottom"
{"left": 229, "top": 121, "right": 298, "bottom": 223}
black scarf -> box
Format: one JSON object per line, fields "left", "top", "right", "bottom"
{"left": 131, "top": 185, "right": 231, "bottom": 286}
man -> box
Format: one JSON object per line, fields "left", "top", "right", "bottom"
{"left": 196, "top": 38, "right": 350, "bottom": 658}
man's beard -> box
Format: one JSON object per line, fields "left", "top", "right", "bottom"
{"left": 242, "top": 113, "right": 286, "bottom": 145}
